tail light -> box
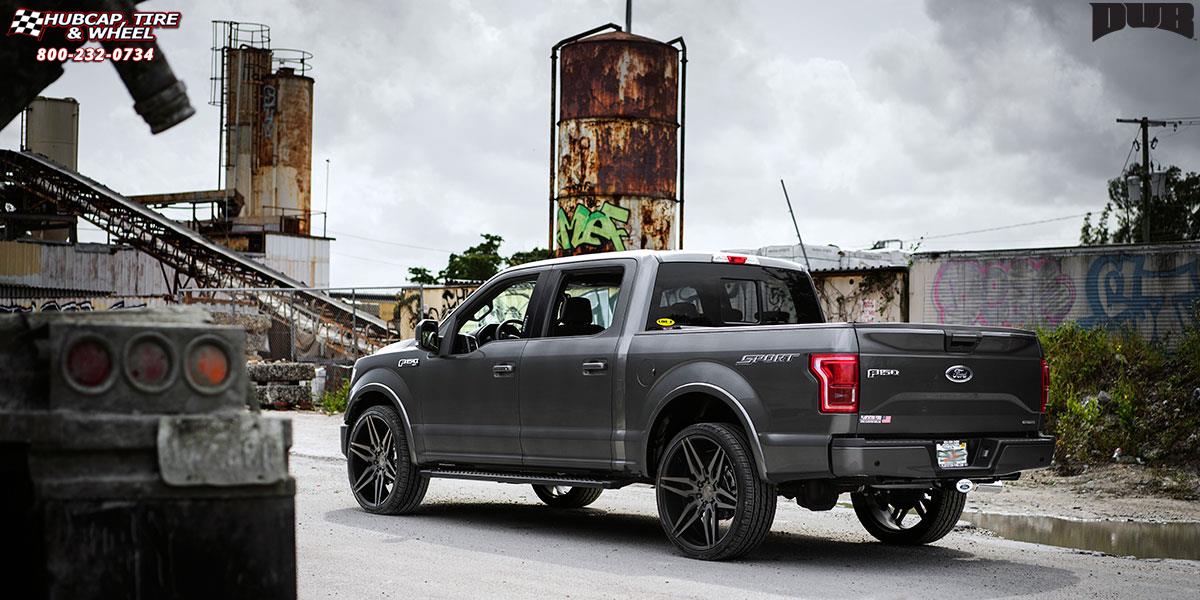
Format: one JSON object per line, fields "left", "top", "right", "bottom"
{"left": 1040, "top": 359, "right": 1050, "bottom": 413}
{"left": 185, "top": 337, "right": 231, "bottom": 391}
{"left": 125, "top": 333, "right": 175, "bottom": 392}
{"left": 810, "top": 353, "right": 859, "bottom": 413}
{"left": 64, "top": 337, "right": 114, "bottom": 392}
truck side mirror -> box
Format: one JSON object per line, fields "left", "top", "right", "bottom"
{"left": 415, "top": 319, "right": 440, "bottom": 354}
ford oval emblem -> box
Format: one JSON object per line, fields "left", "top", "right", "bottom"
{"left": 945, "top": 365, "right": 973, "bottom": 383}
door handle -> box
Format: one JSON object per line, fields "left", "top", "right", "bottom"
{"left": 582, "top": 360, "right": 608, "bottom": 374}
{"left": 492, "top": 363, "right": 515, "bottom": 376}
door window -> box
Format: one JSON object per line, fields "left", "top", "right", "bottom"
{"left": 548, "top": 269, "right": 623, "bottom": 337}
{"left": 452, "top": 277, "right": 537, "bottom": 353}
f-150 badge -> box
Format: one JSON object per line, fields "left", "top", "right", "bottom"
{"left": 397, "top": 358, "right": 420, "bottom": 368}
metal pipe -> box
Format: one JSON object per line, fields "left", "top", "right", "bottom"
{"left": 99, "top": 0, "right": 195, "bottom": 133}
{"left": 626, "top": 0, "right": 633, "bottom": 33}
{"left": 667, "top": 37, "right": 687, "bottom": 249}
{"left": 549, "top": 23, "right": 623, "bottom": 252}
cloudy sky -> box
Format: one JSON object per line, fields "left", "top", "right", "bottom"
{"left": 2, "top": 0, "right": 1198, "bottom": 286}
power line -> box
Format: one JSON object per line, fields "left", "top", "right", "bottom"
{"left": 328, "top": 230, "right": 453, "bottom": 253}
{"left": 905, "top": 213, "right": 1090, "bottom": 243}
{"left": 331, "top": 252, "right": 410, "bottom": 267}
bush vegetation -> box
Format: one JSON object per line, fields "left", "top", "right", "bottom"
{"left": 318, "top": 379, "right": 350, "bottom": 415}
{"left": 1039, "top": 322, "right": 1200, "bottom": 467}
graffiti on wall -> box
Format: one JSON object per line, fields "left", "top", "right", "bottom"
{"left": 931, "top": 258, "right": 1077, "bottom": 327}
{"left": 1080, "top": 256, "right": 1200, "bottom": 342}
{"left": 925, "top": 252, "right": 1199, "bottom": 342}
{"left": 380, "top": 286, "right": 477, "bottom": 339}
{"left": 557, "top": 203, "right": 630, "bottom": 252}
{"left": 813, "top": 271, "right": 906, "bottom": 323}
{"left": 0, "top": 299, "right": 149, "bottom": 313}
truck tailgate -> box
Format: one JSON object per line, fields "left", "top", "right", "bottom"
{"left": 853, "top": 324, "right": 1043, "bottom": 437}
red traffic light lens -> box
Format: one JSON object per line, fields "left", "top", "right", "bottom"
{"left": 127, "top": 337, "right": 172, "bottom": 389}
{"left": 66, "top": 338, "right": 112, "bottom": 389}
{"left": 188, "top": 341, "right": 229, "bottom": 389}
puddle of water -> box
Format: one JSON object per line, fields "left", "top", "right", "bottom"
{"left": 961, "top": 511, "right": 1200, "bottom": 560}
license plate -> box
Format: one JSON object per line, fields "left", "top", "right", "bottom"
{"left": 936, "top": 440, "right": 968, "bottom": 468}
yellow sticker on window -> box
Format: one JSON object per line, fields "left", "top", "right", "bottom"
{"left": 656, "top": 317, "right": 675, "bottom": 328}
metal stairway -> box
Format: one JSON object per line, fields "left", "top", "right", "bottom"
{"left": 0, "top": 149, "right": 392, "bottom": 353}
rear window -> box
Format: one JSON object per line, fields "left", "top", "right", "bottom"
{"left": 646, "top": 263, "right": 823, "bottom": 329}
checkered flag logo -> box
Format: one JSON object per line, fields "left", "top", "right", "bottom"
{"left": 8, "top": 8, "right": 44, "bottom": 38}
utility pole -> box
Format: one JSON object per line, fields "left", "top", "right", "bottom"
{"left": 779, "top": 179, "right": 812, "bottom": 272}
{"left": 1115, "top": 116, "right": 1200, "bottom": 243}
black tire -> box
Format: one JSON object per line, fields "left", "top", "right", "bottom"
{"left": 346, "top": 404, "right": 428, "bottom": 514}
{"left": 850, "top": 486, "right": 966, "bottom": 545}
{"left": 655, "top": 422, "right": 777, "bottom": 561}
{"left": 532, "top": 485, "right": 603, "bottom": 508}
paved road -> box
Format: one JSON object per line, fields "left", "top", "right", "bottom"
{"left": 281, "top": 413, "right": 1200, "bottom": 599}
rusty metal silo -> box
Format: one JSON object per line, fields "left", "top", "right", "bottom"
{"left": 551, "top": 26, "right": 686, "bottom": 255}
{"left": 223, "top": 45, "right": 273, "bottom": 219}
{"left": 257, "top": 66, "right": 314, "bottom": 235}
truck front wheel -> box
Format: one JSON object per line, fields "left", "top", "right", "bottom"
{"left": 655, "top": 423, "right": 777, "bottom": 560}
{"left": 850, "top": 486, "right": 966, "bottom": 545}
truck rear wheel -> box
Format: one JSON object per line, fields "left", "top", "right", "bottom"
{"left": 347, "top": 405, "right": 428, "bottom": 515}
{"left": 850, "top": 486, "right": 965, "bottom": 545}
{"left": 532, "top": 485, "right": 602, "bottom": 508}
{"left": 655, "top": 423, "right": 776, "bottom": 561}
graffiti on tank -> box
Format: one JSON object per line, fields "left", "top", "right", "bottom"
{"left": 931, "top": 258, "right": 1077, "bottom": 327}
{"left": 557, "top": 203, "right": 630, "bottom": 251}
{"left": 1080, "top": 256, "right": 1200, "bottom": 342}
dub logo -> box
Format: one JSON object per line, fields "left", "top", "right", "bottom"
{"left": 1092, "top": 3, "right": 1196, "bottom": 41}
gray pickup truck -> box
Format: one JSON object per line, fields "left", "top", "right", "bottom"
{"left": 342, "top": 250, "right": 1053, "bottom": 560}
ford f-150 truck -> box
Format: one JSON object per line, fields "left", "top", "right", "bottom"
{"left": 342, "top": 251, "right": 1054, "bottom": 560}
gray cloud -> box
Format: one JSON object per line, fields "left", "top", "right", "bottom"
{"left": 2, "top": 0, "right": 1195, "bottom": 284}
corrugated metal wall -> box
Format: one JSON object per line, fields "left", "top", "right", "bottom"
{"left": 0, "top": 240, "right": 173, "bottom": 296}
{"left": 262, "top": 233, "right": 329, "bottom": 288}
{"left": 909, "top": 243, "right": 1200, "bottom": 343}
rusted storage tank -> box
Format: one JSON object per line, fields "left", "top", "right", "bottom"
{"left": 24, "top": 97, "right": 80, "bottom": 241}
{"left": 555, "top": 32, "right": 680, "bottom": 255}
{"left": 257, "top": 67, "right": 313, "bottom": 235}
{"left": 223, "top": 46, "right": 273, "bottom": 219}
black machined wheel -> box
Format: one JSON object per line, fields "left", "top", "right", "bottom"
{"left": 347, "top": 405, "right": 428, "bottom": 514}
{"left": 850, "top": 486, "right": 966, "bottom": 545}
{"left": 655, "top": 423, "right": 776, "bottom": 561}
{"left": 532, "top": 485, "right": 603, "bottom": 508}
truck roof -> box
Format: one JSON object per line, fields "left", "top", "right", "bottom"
{"left": 500, "top": 250, "right": 809, "bottom": 276}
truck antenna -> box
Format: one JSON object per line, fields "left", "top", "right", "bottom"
{"left": 779, "top": 179, "right": 813, "bottom": 272}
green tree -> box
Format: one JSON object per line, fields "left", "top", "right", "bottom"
{"left": 506, "top": 247, "right": 551, "bottom": 267}
{"left": 407, "top": 267, "right": 437, "bottom": 285}
{"left": 1082, "top": 163, "right": 1200, "bottom": 245}
{"left": 439, "top": 234, "right": 505, "bottom": 283}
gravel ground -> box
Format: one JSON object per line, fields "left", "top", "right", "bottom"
{"left": 277, "top": 412, "right": 1200, "bottom": 599}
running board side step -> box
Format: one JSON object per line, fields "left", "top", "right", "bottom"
{"left": 421, "top": 469, "right": 632, "bottom": 489}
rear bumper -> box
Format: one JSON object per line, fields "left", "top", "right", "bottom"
{"left": 830, "top": 436, "right": 1054, "bottom": 479}
{"left": 339, "top": 423, "right": 349, "bottom": 457}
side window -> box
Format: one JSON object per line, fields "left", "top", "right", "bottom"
{"left": 452, "top": 277, "right": 537, "bottom": 353}
{"left": 548, "top": 269, "right": 623, "bottom": 337}
{"left": 647, "top": 263, "right": 823, "bottom": 329}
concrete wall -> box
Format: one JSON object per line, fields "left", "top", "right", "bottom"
{"left": 377, "top": 285, "right": 477, "bottom": 339}
{"left": 910, "top": 243, "right": 1200, "bottom": 343}
{"left": 811, "top": 269, "right": 907, "bottom": 323}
